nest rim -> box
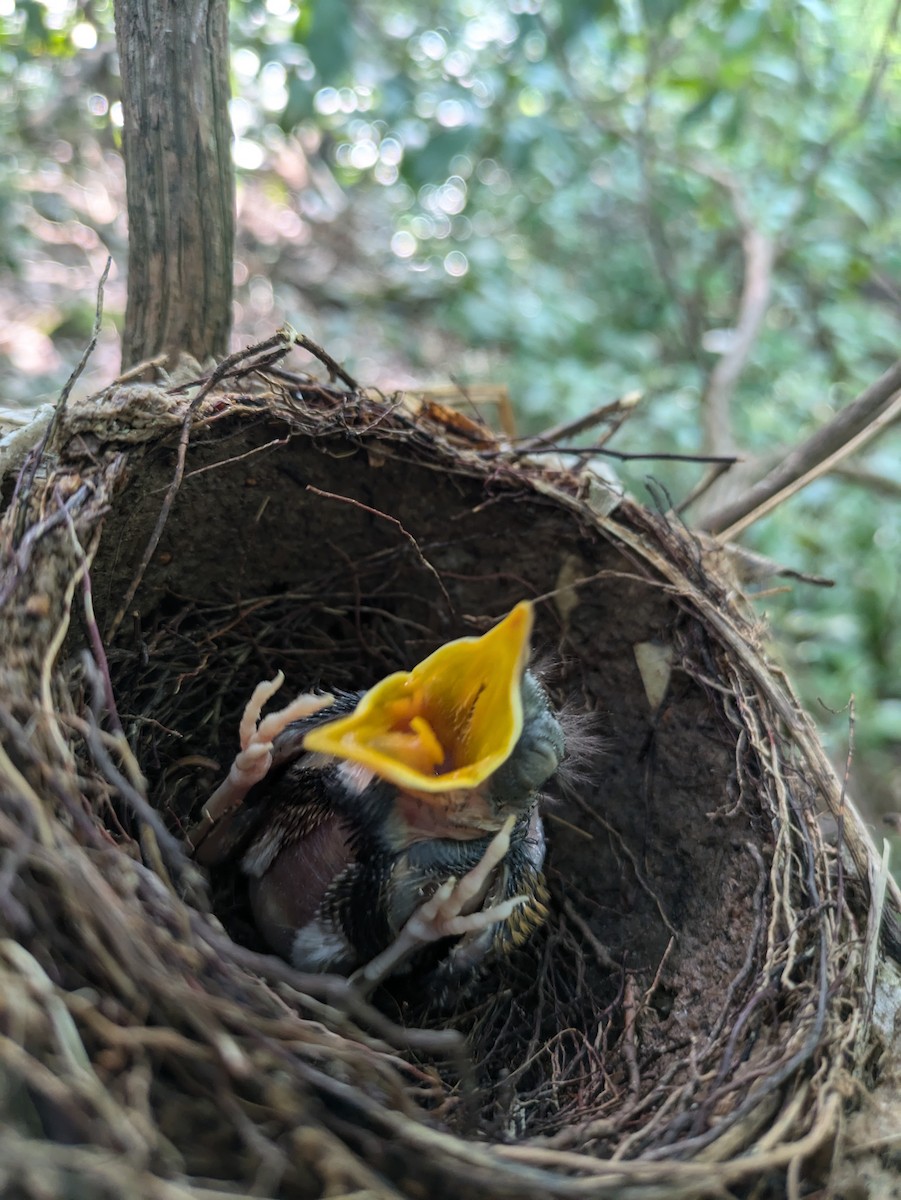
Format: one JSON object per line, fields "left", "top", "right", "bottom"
{"left": 0, "top": 338, "right": 896, "bottom": 1200}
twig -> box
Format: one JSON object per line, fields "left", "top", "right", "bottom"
{"left": 503, "top": 445, "right": 740, "bottom": 465}
{"left": 113, "top": 353, "right": 169, "bottom": 383}
{"left": 519, "top": 392, "right": 642, "bottom": 451}
{"left": 710, "top": 539, "right": 835, "bottom": 589}
{"left": 710, "top": 381, "right": 901, "bottom": 540}
{"left": 179, "top": 436, "right": 291, "bottom": 484}
{"left": 833, "top": 696, "right": 855, "bottom": 937}
{"left": 641, "top": 936, "right": 676, "bottom": 1011}
{"left": 305, "top": 485, "right": 453, "bottom": 612}
{"left": 863, "top": 840, "right": 892, "bottom": 1031}
{"left": 76, "top": 655, "right": 199, "bottom": 886}
{"left": 784, "top": 0, "right": 901, "bottom": 233}
{"left": 673, "top": 460, "right": 734, "bottom": 516}
{"left": 698, "top": 844, "right": 768, "bottom": 1056}
{"left": 690, "top": 165, "right": 776, "bottom": 459}
{"left": 194, "top": 920, "right": 471, "bottom": 1065}
{"left": 622, "top": 974, "right": 641, "bottom": 1098}
{"left": 559, "top": 896, "right": 618, "bottom": 971}
{"left": 635, "top": 40, "right": 698, "bottom": 355}
{"left": 834, "top": 463, "right": 901, "bottom": 499}
{"left": 59, "top": 493, "right": 124, "bottom": 737}
{"left": 0, "top": 720, "right": 55, "bottom": 846}
{"left": 292, "top": 331, "right": 359, "bottom": 391}
{"left": 435, "top": 377, "right": 514, "bottom": 437}
{"left": 0, "top": 485, "right": 90, "bottom": 608}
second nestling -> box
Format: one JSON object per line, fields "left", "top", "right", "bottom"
{"left": 190, "top": 601, "right": 567, "bottom": 1001}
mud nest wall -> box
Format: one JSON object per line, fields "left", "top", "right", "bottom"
{"left": 1, "top": 343, "right": 898, "bottom": 1199}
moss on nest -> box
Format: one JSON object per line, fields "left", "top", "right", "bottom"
{"left": 1, "top": 332, "right": 898, "bottom": 1199}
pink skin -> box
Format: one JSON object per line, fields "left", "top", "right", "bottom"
{"left": 197, "top": 677, "right": 523, "bottom": 991}
{"left": 192, "top": 673, "right": 333, "bottom": 839}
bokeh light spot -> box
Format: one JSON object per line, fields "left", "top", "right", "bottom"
{"left": 391, "top": 230, "right": 417, "bottom": 258}
{"left": 444, "top": 250, "right": 469, "bottom": 277}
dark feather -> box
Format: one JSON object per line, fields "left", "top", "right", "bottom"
{"left": 203, "top": 668, "right": 584, "bottom": 989}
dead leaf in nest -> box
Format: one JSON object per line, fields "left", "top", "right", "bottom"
{"left": 420, "top": 399, "right": 496, "bottom": 445}
{"left": 582, "top": 471, "right": 623, "bottom": 519}
{"left": 633, "top": 640, "right": 673, "bottom": 712}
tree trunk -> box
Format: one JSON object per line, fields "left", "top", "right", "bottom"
{"left": 114, "top": 0, "right": 234, "bottom": 370}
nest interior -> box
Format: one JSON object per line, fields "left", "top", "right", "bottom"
{"left": 101, "top": 396, "right": 758, "bottom": 1127}
{"left": 1, "top": 352, "right": 894, "bottom": 1200}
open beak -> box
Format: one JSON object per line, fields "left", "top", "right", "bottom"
{"left": 302, "top": 601, "right": 534, "bottom": 792}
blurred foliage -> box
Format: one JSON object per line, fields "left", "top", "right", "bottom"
{"left": 0, "top": 0, "right": 899, "bottom": 835}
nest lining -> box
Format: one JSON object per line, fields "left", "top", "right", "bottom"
{"left": 0, "top": 340, "right": 893, "bottom": 1199}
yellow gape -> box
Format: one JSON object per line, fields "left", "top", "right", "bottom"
{"left": 302, "top": 601, "right": 534, "bottom": 792}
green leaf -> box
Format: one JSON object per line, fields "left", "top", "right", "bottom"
{"left": 821, "top": 165, "right": 880, "bottom": 225}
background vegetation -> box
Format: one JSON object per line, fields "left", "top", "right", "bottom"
{"left": 1, "top": 0, "right": 899, "bottom": 831}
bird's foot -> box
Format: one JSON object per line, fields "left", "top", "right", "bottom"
{"left": 351, "top": 815, "right": 525, "bottom": 996}
{"left": 187, "top": 672, "right": 333, "bottom": 853}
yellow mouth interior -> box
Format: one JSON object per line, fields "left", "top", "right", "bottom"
{"left": 302, "top": 601, "right": 534, "bottom": 792}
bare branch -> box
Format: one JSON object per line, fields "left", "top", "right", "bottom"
{"left": 834, "top": 464, "right": 901, "bottom": 500}
{"left": 703, "top": 359, "right": 901, "bottom": 537}
{"left": 520, "top": 391, "right": 642, "bottom": 450}
{"left": 692, "top": 167, "right": 776, "bottom": 456}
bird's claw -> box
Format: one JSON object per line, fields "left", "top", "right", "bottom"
{"left": 405, "top": 814, "right": 524, "bottom": 940}
{"left": 351, "top": 815, "right": 523, "bottom": 995}
{"left": 411, "top": 882, "right": 527, "bottom": 940}
{"left": 187, "top": 673, "right": 332, "bottom": 854}
{"left": 238, "top": 672, "right": 333, "bottom": 750}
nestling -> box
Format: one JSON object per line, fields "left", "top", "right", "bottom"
{"left": 190, "top": 602, "right": 566, "bottom": 997}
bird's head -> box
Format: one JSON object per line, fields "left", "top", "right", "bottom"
{"left": 302, "top": 601, "right": 538, "bottom": 798}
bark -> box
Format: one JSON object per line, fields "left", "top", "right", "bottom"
{"left": 114, "top": 0, "right": 235, "bottom": 370}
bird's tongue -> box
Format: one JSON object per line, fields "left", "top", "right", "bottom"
{"left": 372, "top": 707, "right": 452, "bottom": 777}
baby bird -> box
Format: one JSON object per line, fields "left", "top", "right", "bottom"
{"left": 190, "top": 602, "right": 565, "bottom": 997}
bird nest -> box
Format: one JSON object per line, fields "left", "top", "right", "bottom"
{"left": 1, "top": 333, "right": 898, "bottom": 1199}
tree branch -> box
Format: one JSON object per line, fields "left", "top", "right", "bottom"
{"left": 694, "top": 166, "right": 776, "bottom": 456}
{"left": 703, "top": 359, "right": 901, "bottom": 536}
{"left": 834, "top": 464, "right": 901, "bottom": 500}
